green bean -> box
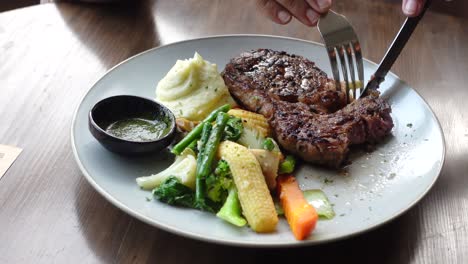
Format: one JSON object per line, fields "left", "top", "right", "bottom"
{"left": 187, "top": 139, "right": 198, "bottom": 153}
{"left": 199, "top": 112, "right": 230, "bottom": 179}
{"left": 171, "top": 104, "right": 231, "bottom": 155}
{"left": 194, "top": 113, "right": 230, "bottom": 212}
{"left": 195, "top": 122, "right": 212, "bottom": 204}
{"left": 171, "top": 123, "right": 204, "bottom": 155}
{"left": 204, "top": 104, "right": 231, "bottom": 123}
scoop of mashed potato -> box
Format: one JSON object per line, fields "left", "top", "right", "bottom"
{"left": 156, "top": 53, "right": 236, "bottom": 121}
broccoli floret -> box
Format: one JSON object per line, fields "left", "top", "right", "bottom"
{"left": 223, "top": 116, "right": 243, "bottom": 142}
{"left": 216, "top": 186, "right": 247, "bottom": 227}
{"left": 153, "top": 176, "right": 196, "bottom": 208}
{"left": 206, "top": 160, "right": 233, "bottom": 203}
{"left": 215, "top": 159, "right": 231, "bottom": 177}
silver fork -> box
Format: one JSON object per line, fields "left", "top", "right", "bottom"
{"left": 318, "top": 10, "right": 364, "bottom": 103}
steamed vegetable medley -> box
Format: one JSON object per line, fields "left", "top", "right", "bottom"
{"left": 137, "top": 53, "right": 335, "bottom": 240}
{"left": 137, "top": 104, "right": 335, "bottom": 239}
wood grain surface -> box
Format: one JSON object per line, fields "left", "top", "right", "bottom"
{"left": 1, "top": 1, "right": 467, "bottom": 263}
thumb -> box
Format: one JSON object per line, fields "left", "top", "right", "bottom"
{"left": 402, "top": 0, "right": 426, "bottom": 17}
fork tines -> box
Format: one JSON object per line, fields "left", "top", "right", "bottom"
{"left": 318, "top": 11, "right": 364, "bottom": 103}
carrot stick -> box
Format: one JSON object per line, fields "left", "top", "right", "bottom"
{"left": 277, "top": 175, "right": 318, "bottom": 240}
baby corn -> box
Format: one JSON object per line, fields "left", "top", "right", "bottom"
{"left": 228, "top": 109, "right": 271, "bottom": 137}
{"left": 218, "top": 141, "right": 278, "bottom": 232}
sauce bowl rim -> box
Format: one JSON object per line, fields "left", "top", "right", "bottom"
{"left": 88, "top": 94, "right": 176, "bottom": 145}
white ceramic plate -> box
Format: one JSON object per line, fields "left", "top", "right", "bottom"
{"left": 71, "top": 35, "right": 445, "bottom": 247}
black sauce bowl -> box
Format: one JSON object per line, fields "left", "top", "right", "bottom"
{"left": 89, "top": 95, "right": 176, "bottom": 155}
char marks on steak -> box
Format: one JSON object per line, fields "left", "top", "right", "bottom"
{"left": 222, "top": 49, "right": 393, "bottom": 167}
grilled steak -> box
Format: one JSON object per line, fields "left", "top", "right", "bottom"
{"left": 222, "top": 49, "right": 393, "bottom": 167}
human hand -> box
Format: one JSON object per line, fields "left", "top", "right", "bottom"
{"left": 402, "top": 0, "right": 427, "bottom": 17}
{"left": 256, "top": 0, "right": 428, "bottom": 26}
{"left": 255, "top": 0, "right": 332, "bottom": 27}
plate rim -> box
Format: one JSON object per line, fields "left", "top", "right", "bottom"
{"left": 71, "top": 34, "right": 446, "bottom": 247}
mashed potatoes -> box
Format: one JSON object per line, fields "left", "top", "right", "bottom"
{"left": 156, "top": 53, "right": 236, "bottom": 121}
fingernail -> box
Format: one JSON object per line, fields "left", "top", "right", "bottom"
{"left": 278, "top": 10, "right": 291, "bottom": 23}
{"left": 306, "top": 9, "right": 319, "bottom": 25}
{"left": 317, "top": 0, "right": 331, "bottom": 11}
{"left": 404, "top": 0, "right": 418, "bottom": 15}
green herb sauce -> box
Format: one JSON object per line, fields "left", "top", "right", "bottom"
{"left": 106, "top": 117, "right": 170, "bottom": 142}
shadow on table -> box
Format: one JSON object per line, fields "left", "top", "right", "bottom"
{"left": 147, "top": 212, "right": 423, "bottom": 264}
{"left": 55, "top": 0, "right": 159, "bottom": 70}
{"left": 73, "top": 174, "right": 424, "bottom": 264}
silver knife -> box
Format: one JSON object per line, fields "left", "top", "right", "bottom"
{"left": 361, "top": 0, "right": 432, "bottom": 96}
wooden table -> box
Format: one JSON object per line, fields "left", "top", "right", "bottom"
{"left": 1, "top": 1, "right": 467, "bottom": 263}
